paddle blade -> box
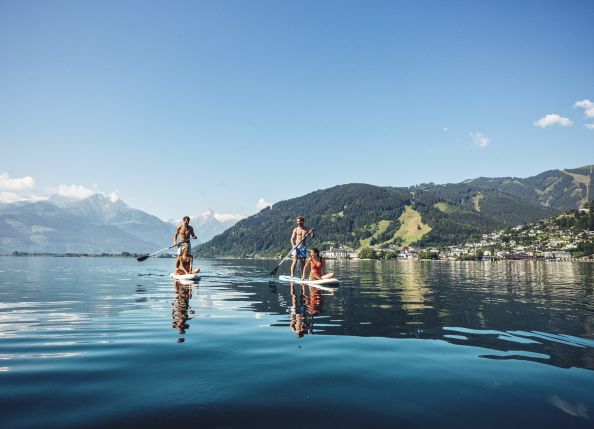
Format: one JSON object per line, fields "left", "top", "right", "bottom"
{"left": 269, "top": 266, "right": 279, "bottom": 276}
{"left": 137, "top": 255, "right": 150, "bottom": 262}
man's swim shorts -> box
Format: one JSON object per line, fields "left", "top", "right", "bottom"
{"left": 292, "top": 245, "right": 307, "bottom": 259}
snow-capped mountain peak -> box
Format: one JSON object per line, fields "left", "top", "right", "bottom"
{"left": 214, "top": 213, "right": 245, "bottom": 222}
{"left": 167, "top": 209, "right": 246, "bottom": 242}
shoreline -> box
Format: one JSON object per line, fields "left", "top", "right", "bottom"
{"left": 1, "top": 254, "right": 592, "bottom": 262}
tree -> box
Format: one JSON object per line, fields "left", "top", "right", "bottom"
{"left": 419, "top": 251, "right": 433, "bottom": 260}
{"left": 358, "top": 247, "right": 377, "bottom": 259}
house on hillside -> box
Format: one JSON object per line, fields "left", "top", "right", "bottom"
{"left": 547, "top": 239, "right": 564, "bottom": 248}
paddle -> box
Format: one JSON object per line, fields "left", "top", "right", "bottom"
{"left": 269, "top": 229, "right": 313, "bottom": 276}
{"left": 136, "top": 240, "right": 190, "bottom": 262}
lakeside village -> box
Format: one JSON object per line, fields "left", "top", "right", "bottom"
{"left": 8, "top": 223, "right": 593, "bottom": 261}
{"left": 322, "top": 206, "right": 594, "bottom": 262}
{"left": 7, "top": 205, "right": 593, "bottom": 262}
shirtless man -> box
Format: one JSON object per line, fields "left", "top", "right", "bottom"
{"left": 173, "top": 216, "right": 197, "bottom": 257}
{"left": 290, "top": 216, "right": 314, "bottom": 278}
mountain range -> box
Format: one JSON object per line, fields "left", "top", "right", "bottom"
{"left": 196, "top": 165, "right": 593, "bottom": 258}
{"left": 0, "top": 195, "right": 243, "bottom": 254}
{"left": 167, "top": 210, "right": 246, "bottom": 243}
{"left": 1, "top": 165, "right": 591, "bottom": 255}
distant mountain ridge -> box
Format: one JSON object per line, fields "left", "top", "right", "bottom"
{"left": 0, "top": 200, "right": 160, "bottom": 253}
{"left": 197, "top": 165, "right": 592, "bottom": 257}
{"left": 167, "top": 209, "right": 246, "bottom": 243}
{"left": 463, "top": 165, "right": 593, "bottom": 211}
{"left": 0, "top": 194, "right": 247, "bottom": 254}
{"left": 1, "top": 165, "right": 590, "bottom": 255}
{"left": 0, "top": 195, "right": 174, "bottom": 253}
{"left": 60, "top": 194, "right": 173, "bottom": 248}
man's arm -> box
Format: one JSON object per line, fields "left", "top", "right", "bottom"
{"left": 173, "top": 226, "right": 181, "bottom": 245}
{"left": 308, "top": 227, "right": 315, "bottom": 239}
{"left": 189, "top": 226, "right": 197, "bottom": 240}
{"left": 291, "top": 228, "right": 297, "bottom": 247}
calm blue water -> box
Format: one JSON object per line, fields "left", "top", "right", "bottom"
{"left": 0, "top": 256, "right": 593, "bottom": 428}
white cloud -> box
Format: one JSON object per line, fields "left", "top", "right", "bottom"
{"left": 56, "top": 184, "right": 94, "bottom": 199}
{"left": 469, "top": 132, "right": 490, "bottom": 148}
{"left": 0, "top": 172, "right": 35, "bottom": 191}
{"left": 0, "top": 172, "right": 49, "bottom": 203}
{"left": 574, "top": 99, "right": 593, "bottom": 109}
{"left": 25, "top": 194, "right": 50, "bottom": 202}
{"left": 0, "top": 191, "right": 21, "bottom": 203}
{"left": 585, "top": 123, "right": 594, "bottom": 130}
{"left": 106, "top": 192, "right": 119, "bottom": 203}
{"left": 0, "top": 191, "right": 48, "bottom": 204}
{"left": 256, "top": 197, "right": 271, "bottom": 211}
{"left": 533, "top": 114, "right": 573, "bottom": 128}
{"left": 574, "top": 99, "right": 594, "bottom": 118}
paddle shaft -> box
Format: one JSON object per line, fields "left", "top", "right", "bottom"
{"left": 269, "top": 229, "right": 313, "bottom": 275}
{"left": 137, "top": 239, "right": 190, "bottom": 262}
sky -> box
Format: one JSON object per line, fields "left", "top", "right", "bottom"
{"left": 1, "top": 0, "right": 593, "bottom": 220}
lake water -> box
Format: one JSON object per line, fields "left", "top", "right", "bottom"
{"left": 0, "top": 256, "right": 593, "bottom": 428}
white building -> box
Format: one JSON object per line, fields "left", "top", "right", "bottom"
{"left": 322, "top": 248, "right": 350, "bottom": 259}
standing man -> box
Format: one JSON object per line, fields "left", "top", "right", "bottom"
{"left": 290, "top": 216, "right": 314, "bottom": 278}
{"left": 173, "top": 216, "right": 197, "bottom": 257}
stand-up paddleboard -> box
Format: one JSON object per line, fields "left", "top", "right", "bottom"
{"left": 170, "top": 272, "right": 201, "bottom": 281}
{"left": 278, "top": 275, "right": 340, "bottom": 286}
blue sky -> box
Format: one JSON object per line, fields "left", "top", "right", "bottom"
{"left": 1, "top": 0, "right": 593, "bottom": 219}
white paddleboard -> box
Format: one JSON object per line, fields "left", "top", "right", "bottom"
{"left": 170, "top": 272, "right": 201, "bottom": 281}
{"left": 278, "top": 275, "right": 340, "bottom": 286}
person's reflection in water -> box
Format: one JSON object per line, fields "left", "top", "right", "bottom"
{"left": 289, "top": 283, "right": 308, "bottom": 337}
{"left": 289, "top": 283, "right": 325, "bottom": 337}
{"left": 172, "top": 281, "right": 193, "bottom": 342}
{"left": 307, "top": 285, "right": 324, "bottom": 318}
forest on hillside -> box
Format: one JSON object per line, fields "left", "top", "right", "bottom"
{"left": 197, "top": 181, "right": 559, "bottom": 257}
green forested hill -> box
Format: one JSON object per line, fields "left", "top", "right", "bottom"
{"left": 197, "top": 183, "right": 557, "bottom": 258}
{"left": 197, "top": 184, "right": 411, "bottom": 257}
{"left": 196, "top": 165, "right": 591, "bottom": 257}
{"left": 413, "top": 184, "right": 556, "bottom": 247}
{"left": 463, "top": 165, "right": 593, "bottom": 211}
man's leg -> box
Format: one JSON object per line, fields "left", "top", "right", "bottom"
{"left": 299, "top": 258, "right": 306, "bottom": 277}
{"left": 290, "top": 257, "right": 297, "bottom": 277}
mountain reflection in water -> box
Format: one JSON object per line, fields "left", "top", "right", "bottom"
{"left": 249, "top": 260, "right": 594, "bottom": 371}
